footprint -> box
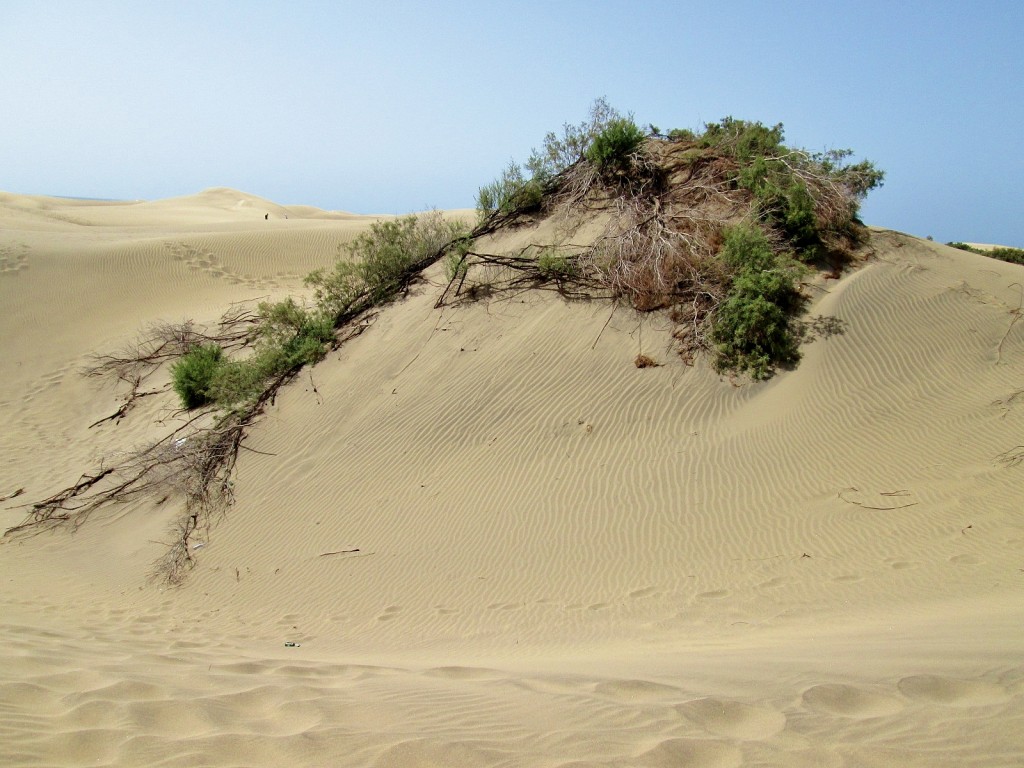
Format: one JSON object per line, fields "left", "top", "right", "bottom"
{"left": 595, "top": 678, "right": 682, "bottom": 702}
{"left": 697, "top": 589, "right": 729, "bottom": 600}
{"left": 634, "top": 737, "right": 741, "bottom": 768}
{"left": 629, "top": 586, "right": 659, "bottom": 599}
{"left": 0, "top": 244, "right": 30, "bottom": 274}
{"left": 802, "top": 683, "right": 904, "bottom": 718}
{"left": 949, "top": 553, "right": 981, "bottom": 566}
{"left": 676, "top": 697, "right": 787, "bottom": 739}
{"left": 887, "top": 560, "right": 918, "bottom": 570}
{"left": 486, "top": 602, "right": 522, "bottom": 612}
{"left": 897, "top": 675, "right": 1009, "bottom": 707}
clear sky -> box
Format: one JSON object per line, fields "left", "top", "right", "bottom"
{"left": 3, "top": 0, "right": 1022, "bottom": 245}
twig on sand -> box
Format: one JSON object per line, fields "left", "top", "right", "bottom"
{"left": 838, "top": 486, "right": 919, "bottom": 510}
{"left": 996, "top": 282, "right": 1023, "bottom": 364}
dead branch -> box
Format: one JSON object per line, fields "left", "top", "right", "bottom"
{"left": 837, "top": 487, "right": 919, "bottom": 510}
{"left": 996, "top": 282, "right": 1023, "bottom": 364}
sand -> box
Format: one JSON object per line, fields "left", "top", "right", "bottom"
{"left": 1, "top": 190, "right": 1022, "bottom": 766}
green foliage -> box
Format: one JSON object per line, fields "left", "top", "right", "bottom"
{"left": 475, "top": 162, "right": 544, "bottom": 219}
{"left": 478, "top": 98, "right": 631, "bottom": 221}
{"left": 712, "top": 268, "right": 802, "bottom": 379}
{"left": 700, "top": 117, "right": 785, "bottom": 161}
{"left": 171, "top": 211, "right": 467, "bottom": 411}
{"left": 585, "top": 117, "right": 646, "bottom": 173}
{"left": 307, "top": 211, "right": 466, "bottom": 315}
{"left": 947, "top": 242, "right": 983, "bottom": 253}
{"left": 536, "top": 247, "right": 577, "bottom": 279}
{"left": 989, "top": 247, "right": 1024, "bottom": 264}
{"left": 948, "top": 242, "right": 1024, "bottom": 264}
{"left": 205, "top": 298, "right": 334, "bottom": 407}
{"left": 711, "top": 225, "right": 803, "bottom": 379}
{"left": 719, "top": 223, "right": 776, "bottom": 272}
{"left": 171, "top": 344, "right": 224, "bottom": 409}
{"left": 667, "top": 128, "right": 697, "bottom": 142}
{"left": 525, "top": 96, "right": 624, "bottom": 181}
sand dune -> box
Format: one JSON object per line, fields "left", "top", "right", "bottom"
{"left": 1, "top": 191, "right": 1022, "bottom": 766}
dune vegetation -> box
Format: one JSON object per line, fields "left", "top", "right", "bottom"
{"left": 9, "top": 101, "right": 884, "bottom": 582}
{"left": 947, "top": 241, "right": 1024, "bottom": 264}
{"left": 467, "top": 99, "right": 884, "bottom": 378}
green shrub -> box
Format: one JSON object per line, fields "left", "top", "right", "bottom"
{"left": 307, "top": 211, "right": 465, "bottom": 316}
{"left": 667, "top": 128, "right": 697, "bottom": 142}
{"left": 700, "top": 117, "right": 785, "bottom": 161}
{"left": 201, "top": 298, "right": 335, "bottom": 408}
{"left": 719, "top": 223, "right": 776, "bottom": 273}
{"left": 536, "top": 247, "right": 577, "bottom": 279}
{"left": 586, "top": 118, "right": 646, "bottom": 173}
{"left": 989, "top": 246, "right": 1024, "bottom": 265}
{"left": 525, "top": 96, "right": 624, "bottom": 180}
{"left": 712, "top": 224, "right": 803, "bottom": 379}
{"left": 712, "top": 268, "right": 802, "bottom": 379}
{"left": 171, "top": 344, "right": 224, "bottom": 409}
{"left": 947, "top": 242, "right": 982, "bottom": 253}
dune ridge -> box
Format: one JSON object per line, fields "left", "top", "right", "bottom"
{"left": 1, "top": 191, "right": 1022, "bottom": 766}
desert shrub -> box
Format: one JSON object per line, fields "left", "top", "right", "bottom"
{"left": 989, "top": 246, "right": 1024, "bottom": 264}
{"left": 525, "top": 96, "right": 624, "bottom": 181}
{"left": 307, "top": 211, "right": 466, "bottom": 315}
{"left": 536, "top": 247, "right": 577, "bottom": 279}
{"left": 949, "top": 242, "right": 1024, "bottom": 264}
{"left": 476, "top": 162, "right": 541, "bottom": 218}
{"left": 171, "top": 344, "right": 224, "bottom": 409}
{"left": 711, "top": 224, "right": 803, "bottom": 379}
{"left": 586, "top": 117, "right": 646, "bottom": 173}
{"left": 202, "top": 298, "right": 334, "bottom": 407}
{"left": 719, "top": 223, "right": 777, "bottom": 273}
{"left": 700, "top": 117, "right": 785, "bottom": 160}
{"left": 712, "top": 267, "right": 802, "bottom": 379}
{"left": 667, "top": 128, "right": 697, "bottom": 142}
{"left": 947, "top": 242, "right": 982, "bottom": 253}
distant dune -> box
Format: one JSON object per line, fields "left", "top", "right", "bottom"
{"left": 1, "top": 190, "right": 1022, "bottom": 766}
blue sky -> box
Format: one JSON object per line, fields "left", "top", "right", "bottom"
{"left": 2, "top": 0, "right": 1022, "bottom": 244}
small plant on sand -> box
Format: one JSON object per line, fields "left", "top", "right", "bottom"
{"left": 586, "top": 117, "right": 647, "bottom": 174}
{"left": 525, "top": 96, "right": 625, "bottom": 181}
{"left": 307, "top": 211, "right": 467, "bottom": 316}
{"left": 536, "top": 247, "right": 578, "bottom": 280}
{"left": 476, "top": 162, "right": 543, "bottom": 220}
{"left": 171, "top": 344, "right": 224, "bottom": 409}
{"left": 206, "top": 298, "right": 334, "bottom": 407}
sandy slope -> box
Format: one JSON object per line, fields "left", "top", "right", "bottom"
{"left": 1, "top": 192, "right": 1022, "bottom": 767}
